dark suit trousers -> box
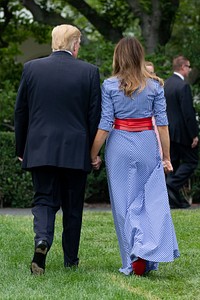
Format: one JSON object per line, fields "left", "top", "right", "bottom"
{"left": 166, "top": 141, "right": 198, "bottom": 191}
{"left": 31, "top": 167, "right": 87, "bottom": 266}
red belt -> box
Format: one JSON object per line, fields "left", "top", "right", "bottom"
{"left": 114, "top": 117, "right": 153, "bottom": 132}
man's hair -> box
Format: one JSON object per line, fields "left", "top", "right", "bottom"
{"left": 51, "top": 24, "right": 81, "bottom": 52}
{"left": 172, "top": 55, "right": 189, "bottom": 72}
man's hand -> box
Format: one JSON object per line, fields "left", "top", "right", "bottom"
{"left": 191, "top": 136, "right": 199, "bottom": 148}
{"left": 91, "top": 156, "right": 102, "bottom": 170}
{"left": 18, "top": 157, "right": 23, "bottom": 162}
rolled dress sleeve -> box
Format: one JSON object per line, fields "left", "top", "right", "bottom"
{"left": 98, "top": 80, "right": 115, "bottom": 131}
{"left": 153, "top": 82, "right": 168, "bottom": 126}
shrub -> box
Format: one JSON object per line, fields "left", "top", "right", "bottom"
{"left": 85, "top": 151, "right": 109, "bottom": 204}
{"left": 0, "top": 132, "right": 33, "bottom": 208}
{"left": 1, "top": 131, "right": 199, "bottom": 207}
{"left": 0, "top": 132, "right": 109, "bottom": 207}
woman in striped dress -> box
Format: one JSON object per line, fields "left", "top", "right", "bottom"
{"left": 91, "top": 37, "right": 180, "bottom": 276}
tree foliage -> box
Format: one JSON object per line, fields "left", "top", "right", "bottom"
{"left": 1, "top": 0, "right": 200, "bottom": 205}
{"left": 0, "top": 0, "right": 200, "bottom": 129}
{"left": 18, "top": 0, "right": 180, "bottom": 53}
{"left": 165, "top": 0, "right": 200, "bottom": 84}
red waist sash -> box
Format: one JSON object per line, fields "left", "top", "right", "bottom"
{"left": 114, "top": 117, "right": 153, "bottom": 132}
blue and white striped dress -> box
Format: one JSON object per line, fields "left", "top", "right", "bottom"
{"left": 98, "top": 77, "right": 180, "bottom": 275}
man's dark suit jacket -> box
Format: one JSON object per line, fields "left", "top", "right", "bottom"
{"left": 164, "top": 74, "right": 198, "bottom": 146}
{"left": 15, "top": 51, "right": 101, "bottom": 172}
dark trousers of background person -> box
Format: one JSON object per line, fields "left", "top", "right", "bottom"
{"left": 166, "top": 141, "right": 198, "bottom": 200}
{"left": 31, "top": 167, "right": 87, "bottom": 267}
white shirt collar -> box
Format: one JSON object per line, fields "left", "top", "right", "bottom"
{"left": 174, "top": 72, "right": 184, "bottom": 80}
{"left": 53, "top": 50, "right": 72, "bottom": 55}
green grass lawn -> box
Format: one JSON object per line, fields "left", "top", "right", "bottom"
{"left": 0, "top": 209, "right": 200, "bottom": 300}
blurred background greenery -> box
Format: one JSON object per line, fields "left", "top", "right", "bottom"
{"left": 0, "top": 0, "right": 200, "bottom": 207}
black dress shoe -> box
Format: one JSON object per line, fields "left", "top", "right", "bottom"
{"left": 169, "top": 200, "right": 190, "bottom": 209}
{"left": 167, "top": 185, "right": 190, "bottom": 209}
{"left": 31, "top": 240, "right": 48, "bottom": 275}
{"left": 169, "top": 201, "right": 178, "bottom": 209}
{"left": 167, "top": 187, "right": 180, "bottom": 208}
{"left": 178, "top": 200, "right": 191, "bottom": 209}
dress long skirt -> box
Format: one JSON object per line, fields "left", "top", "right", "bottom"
{"left": 105, "top": 129, "right": 180, "bottom": 275}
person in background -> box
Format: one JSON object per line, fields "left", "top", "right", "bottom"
{"left": 145, "top": 61, "right": 155, "bottom": 75}
{"left": 15, "top": 24, "right": 101, "bottom": 275}
{"left": 164, "top": 55, "right": 199, "bottom": 209}
{"left": 91, "top": 37, "right": 180, "bottom": 276}
{"left": 145, "top": 61, "right": 162, "bottom": 157}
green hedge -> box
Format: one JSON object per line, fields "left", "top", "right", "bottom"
{"left": 0, "top": 131, "right": 199, "bottom": 208}
{"left": 0, "top": 132, "right": 33, "bottom": 207}
{"left": 0, "top": 132, "right": 109, "bottom": 207}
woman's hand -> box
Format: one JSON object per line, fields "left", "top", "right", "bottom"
{"left": 91, "top": 156, "right": 102, "bottom": 170}
{"left": 162, "top": 159, "right": 173, "bottom": 174}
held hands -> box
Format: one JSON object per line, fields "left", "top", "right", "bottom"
{"left": 162, "top": 159, "right": 173, "bottom": 174}
{"left": 91, "top": 156, "right": 102, "bottom": 170}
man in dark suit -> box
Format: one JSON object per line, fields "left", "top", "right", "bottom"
{"left": 164, "top": 55, "right": 199, "bottom": 209}
{"left": 15, "top": 24, "right": 101, "bottom": 274}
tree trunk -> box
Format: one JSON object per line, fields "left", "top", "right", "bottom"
{"left": 21, "top": 0, "right": 123, "bottom": 43}
{"left": 67, "top": 0, "right": 123, "bottom": 42}
{"left": 21, "top": 0, "right": 180, "bottom": 53}
{"left": 126, "top": 0, "right": 180, "bottom": 54}
{"left": 21, "top": 0, "right": 70, "bottom": 25}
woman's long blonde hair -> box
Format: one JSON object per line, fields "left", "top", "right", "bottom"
{"left": 112, "top": 37, "right": 163, "bottom": 97}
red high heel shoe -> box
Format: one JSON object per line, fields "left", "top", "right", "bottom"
{"left": 132, "top": 258, "right": 146, "bottom": 276}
